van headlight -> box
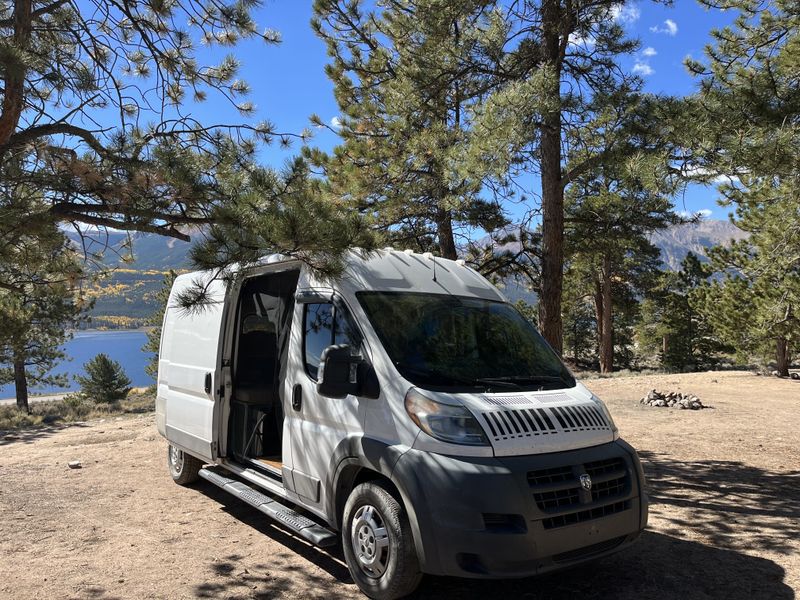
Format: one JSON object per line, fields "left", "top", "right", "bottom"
{"left": 404, "top": 388, "right": 489, "bottom": 446}
{"left": 591, "top": 394, "right": 619, "bottom": 439}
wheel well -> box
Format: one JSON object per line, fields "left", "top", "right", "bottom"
{"left": 335, "top": 465, "right": 402, "bottom": 529}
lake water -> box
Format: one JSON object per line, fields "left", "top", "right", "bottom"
{"left": 0, "top": 330, "right": 154, "bottom": 399}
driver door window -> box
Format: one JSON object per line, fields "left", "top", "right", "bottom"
{"left": 303, "top": 303, "right": 356, "bottom": 380}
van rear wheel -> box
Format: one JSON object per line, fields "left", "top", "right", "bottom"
{"left": 167, "top": 444, "right": 202, "bottom": 485}
{"left": 342, "top": 481, "right": 421, "bottom": 600}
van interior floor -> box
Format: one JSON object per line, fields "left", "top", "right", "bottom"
{"left": 252, "top": 456, "right": 282, "bottom": 472}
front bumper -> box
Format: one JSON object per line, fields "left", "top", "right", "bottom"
{"left": 392, "top": 439, "right": 648, "bottom": 578}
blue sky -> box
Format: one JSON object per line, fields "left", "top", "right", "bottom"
{"left": 189, "top": 1, "right": 735, "bottom": 223}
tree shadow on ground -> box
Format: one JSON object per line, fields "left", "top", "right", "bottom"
{"left": 415, "top": 530, "right": 792, "bottom": 599}
{"left": 191, "top": 462, "right": 795, "bottom": 600}
{"left": 192, "top": 482, "right": 354, "bottom": 599}
{"left": 639, "top": 451, "right": 800, "bottom": 555}
{"left": 0, "top": 421, "right": 89, "bottom": 447}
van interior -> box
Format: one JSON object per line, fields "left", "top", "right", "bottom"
{"left": 229, "top": 269, "right": 300, "bottom": 474}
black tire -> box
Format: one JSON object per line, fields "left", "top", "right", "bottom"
{"left": 342, "top": 481, "right": 422, "bottom": 600}
{"left": 167, "top": 444, "right": 203, "bottom": 485}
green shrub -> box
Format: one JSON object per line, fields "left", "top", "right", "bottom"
{"left": 75, "top": 354, "right": 132, "bottom": 404}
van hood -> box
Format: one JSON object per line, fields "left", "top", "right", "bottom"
{"left": 431, "top": 383, "right": 617, "bottom": 457}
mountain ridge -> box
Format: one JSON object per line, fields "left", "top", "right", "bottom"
{"left": 70, "top": 219, "right": 745, "bottom": 326}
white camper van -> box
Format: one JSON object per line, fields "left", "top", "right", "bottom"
{"left": 156, "top": 249, "right": 648, "bottom": 599}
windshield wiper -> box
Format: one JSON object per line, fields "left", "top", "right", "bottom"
{"left": 474, "top": 375, "right": 568, "bottom": 390}
{"left": 472, "top": 377, "right": 525, "bottom": 390}
{"left": 395, "top": 363, "right": 486, "bottom": 389}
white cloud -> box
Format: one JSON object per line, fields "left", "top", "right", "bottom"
{"left": 633, "top": 62, "right": 654, "bottom": 76}
{"left": 650, "top": 18, "right": 678, "bottom": 36}
{"left": 330, "top": 116, "right": 342, "bottom": 129}
{"left": 713, "top": 174, "right": 741, "bottom": 185}
{"left": 642, "top": 46, "right": 657, "bottom": 57}
{"left": 697, "top": 208, "right": 713, "bottom": 218}
{"left": 568, "top": 32, "right": 597, "bottom": 48}
{"left": 611, "top": 3, "right": 641, "bottom": 25}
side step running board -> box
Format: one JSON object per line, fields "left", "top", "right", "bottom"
{"left": 199, "top": 466, "right": 337, "bottom": 547}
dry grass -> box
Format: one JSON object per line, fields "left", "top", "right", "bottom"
{"left": 0, "top": 390, "right": 155, "bottom": 430}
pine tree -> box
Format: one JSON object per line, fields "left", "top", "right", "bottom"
{"left": 702, "top": 197, "right": 799, "bottom": 375}
{"left": 0, "top": 0, "right": 301, "bottom": 263}
{"left": 0, "top": 223, "right": 89, "bottom": 412}
{"left": 308, "top": 0, "right": 509, "bottom": 260}
{"left": 638, "top": 253, "right": 728, "bottom": 371}
{"left": 466, "top": 0, "right": 673, "bottom": 354}
{"left": 561, "top": 89, "right": 679, "bottom": 373}
{"left": 684, "top": 1, "right": 800, "bottom": 374}
{"left": 178, "top": 158, "right": 377, "bottom": 307}
{"left": 76, "top": 354, "right": 132, "bottom": 405}
{"left": 561, "top": 270, "right": 597, "bottom": 368}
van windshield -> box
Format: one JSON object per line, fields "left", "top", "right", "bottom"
{"left": 357, "top": 292, "right": 575, "bottom": 392}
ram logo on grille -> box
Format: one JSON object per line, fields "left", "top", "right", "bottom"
{"left": 479, "top": 403, "right": 609, "bottom": 440}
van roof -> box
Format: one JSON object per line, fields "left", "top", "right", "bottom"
{"left": 172, "top": 249, "right": 507, "bottom": 303}
{"left": 334, "top": 249, "right": 505, "bottom": 301}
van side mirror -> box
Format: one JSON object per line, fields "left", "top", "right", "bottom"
{"left": 317, "top": 344, "right": 360, "bottom": 399}
{"left": 317, "top": 344, "right": 379, "bottom": 399}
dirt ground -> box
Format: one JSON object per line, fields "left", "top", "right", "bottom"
{"left": 0, "top": 370, "right": 798, "bottom": 599}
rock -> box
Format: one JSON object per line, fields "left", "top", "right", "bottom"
{"left": 642, "top": 389, "right": 706, "bottom": 410}
{"left": 68, "top": 461, "right": 82, "bottom": 469}
{"left": 771, "top": 370, "right": 780, "bottom": 377}
{"left": 791, "top": 373, "right": 800, "bottom": 380}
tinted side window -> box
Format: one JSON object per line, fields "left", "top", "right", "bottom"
{"left": 304, "top": 303, "right": 334, "bottom": 380}
{"left": 303, "top": 303, "right": 358, "bottom": 380}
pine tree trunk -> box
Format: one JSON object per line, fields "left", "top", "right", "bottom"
{"left": 436, "top": 209, "right": 458, "bottom": 260}
{"left": 0, "top": 0, "right": 32, "bottom": 146}
{"left": 538, "top": 0, "right": 564, "bottom": 355}
{"left": 598, "top": 259, "right": 614, "bottom": 374}
{"left": 14, "top": 358, "right": 29, "bottom": 414}
{"left": 775, "top": 337, "right": 790, "bottom": 377}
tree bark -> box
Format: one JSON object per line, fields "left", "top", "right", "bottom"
{"left": 14, "top": 357, "right": 29, "bottom": 414}
{"left": 538, "top": 0, "right": 564, "bottom": 354}
{"left": 436, "top": 209, "right": 458, "bottom": 260}
{"left": 596, "top": 257, "right": 614, "bottom": 374}
{"left": 0, "top": 0, "right": 32, "bottom": 146}
{"left": 775, "top": 337, "right": 790, "bottom": 377}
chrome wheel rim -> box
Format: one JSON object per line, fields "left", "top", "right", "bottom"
{"left": 169, "top": 446, "right": 184, "bottom": 473}
{"left": 351, "top": 504, "right": 390, "bottom": 578}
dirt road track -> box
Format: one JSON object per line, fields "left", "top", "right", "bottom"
{"left": 0, "top": 371, "right": 797, "bottom": 599}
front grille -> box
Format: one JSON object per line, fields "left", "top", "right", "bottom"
{"left": 479, "top": 403, "right": 610, "bottom": 441}
{"left": 552, "top": 535, "right": 627, "bottom": 563}
{"left": 592, "top": 477, "right": 627, "bottom": 501}
{"left": 528, "top": 456, "right": 632, "bottom": 528}
{"left": 534, "top": 487, "right": 580, "bottom": 511}
{"left": 585, "top": 457, "right": 624, "bottom": 477}
{"left": 542, "top": 501, "right": 630, "bottom": 530}
{"left": 585, "top": 457, "right": 629, "bottom": 502}
{"left": 527, "top": 465, "right": 573, "bottom": 486}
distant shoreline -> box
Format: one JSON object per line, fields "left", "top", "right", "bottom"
{"left": 70, "top": 327, "right": 154, "bottom": 334}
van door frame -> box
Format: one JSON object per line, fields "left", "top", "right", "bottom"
{"left": 216, "top": 260, "right": 304, "bottom": 462}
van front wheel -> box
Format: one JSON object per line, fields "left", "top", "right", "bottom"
{"left": 342, "top": 481, "right": 422, "bottom": 600}
{"left": 167, "top": 444, "right": 202, "bottom": 485}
